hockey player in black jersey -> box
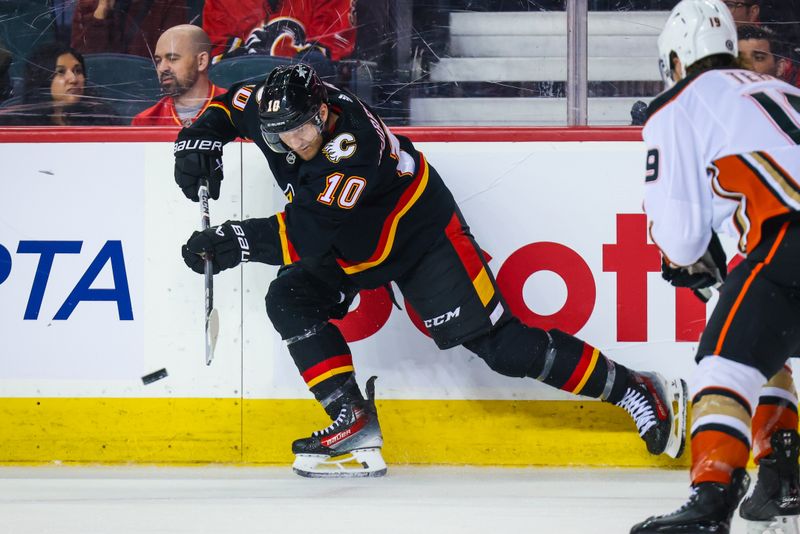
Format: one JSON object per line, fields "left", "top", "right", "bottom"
{"left": 174, "top": 63, "right": 688, "bottom": 478}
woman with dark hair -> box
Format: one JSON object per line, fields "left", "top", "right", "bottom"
{"left": 0, "top": 43, "right": 121, "bottom": 125}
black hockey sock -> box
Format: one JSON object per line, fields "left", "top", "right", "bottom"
{"left": 288, "top": 323, "right": 364, "bottom": 419}
{"left": 534, "top": 329, "right": 631, "bottom": 403}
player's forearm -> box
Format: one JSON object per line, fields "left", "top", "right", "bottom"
{"left": 239, "top": 217, "right": 287, "bottom": 266}
{"left": 71, "top": 2, "right": 117, "bottom": 53}
{"left": 93, "top": 0, "right": 114, "bottom": 19}
{"left": 184, "top": 105, "right": 240, "bottom": 145}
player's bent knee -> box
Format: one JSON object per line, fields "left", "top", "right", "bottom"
{"left": 265, "top": 276, "right": 308, "bottom": 339}
{"left": 462, "top": 319, "right": 550, "bottom": 378}
{"left": 692, "top": 355, "right": 766, "bottom": 411}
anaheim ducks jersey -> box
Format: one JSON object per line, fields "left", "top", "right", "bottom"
{"left": 180, "top": 81, "right": 457, "bottom": 288}
{"left": 643, "top": 67, "right": 800, "bottom": 266}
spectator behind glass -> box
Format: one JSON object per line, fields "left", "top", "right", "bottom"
{"left": 132, "top": 25, "right": 226, "bottom": 126}
{"left": 0, "top": 43, "right": 121, "bottom": 126}
{"left": 202, "top": 0, "right": 356, "bottom": 63}
{"left": 71, "top": 0, "right": 188, "bottom": 58}
{"left": 723, "top": 0, "right": 760, "bottom": 26}
{"left": 738, "top": 24, "right": 789, "bottom": 78}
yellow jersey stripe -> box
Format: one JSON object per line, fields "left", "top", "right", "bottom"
{"left": 473, "top": 267, "right": 495, "bottom": 307}
{"left": 573, "top": 348, "right": 600, "bottom": 394}
{"left": 305, "top": 365, "right": 355, "bottom": 389}
{"left": 207, "top": 102, "right": 234, "bottom": 126}
{"left": 276, "top": 213, "right": 292, "bottom": 265}
{"left": 342, "top": 160, "right": 430, "bottom": 274}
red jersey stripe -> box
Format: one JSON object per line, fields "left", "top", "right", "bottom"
{"left": 277, "top": 212, "right": 300, "bottom": 264}
{"left": 301, "top": 354, "right": 354, "bottom": 384}
{"left": 562, "top": 343, "right": 595, "bottom": 393}
{"left": 337, "top": 154, "right": 429, "bottom": 274}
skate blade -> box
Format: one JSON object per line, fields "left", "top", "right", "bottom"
{"left": 292, "top": 448, "right": 387, "bottom": 479}
{"left": 663, "top": 378, "right": 688, "bottom": 459}
{"left": 746, "top": 516, "right": 800, "bottom": 534}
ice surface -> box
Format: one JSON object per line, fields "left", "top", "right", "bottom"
{"left": 0, "top": 465, "right": 757, "bottom": 534}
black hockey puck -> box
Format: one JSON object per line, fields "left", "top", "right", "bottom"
{"left": 141, "top": 368, "right": 168, "bottom": 385}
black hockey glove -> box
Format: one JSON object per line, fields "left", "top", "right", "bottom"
{"left": 174, "top": 134, "right": 224, "bottom": 202}
{"left": 275, "top": 257, "right": 358, "bottom": 319}
{"left": 330, "top": 283, "right": 359, "bottom": 319}
{"left": 661, "top": 231, "right": 727, "bottom": 301}
{"left": 182, "top": 221, "right": 250, "bottom": 274}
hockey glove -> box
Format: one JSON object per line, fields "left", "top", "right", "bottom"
{"left": 661, "top": 232, "right": 727, "bottom": 301}
{"left": 182, "top": 221, "right": 250, "bottom": 274}
{"left": 330, "top": 284, "right": 359, "bottom": 319}
{"left": 174, "top": 134, "right": 224, "bottom": 202}
{"left": 304, "top": 255, "right": 359, "bottom": 319}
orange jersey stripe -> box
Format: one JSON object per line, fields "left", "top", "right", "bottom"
{"left": 337, "top": 154, "right": 430, "bottom": 274}
{"left": 713, "top": 221, "right": 790, "bottom": 356}
{"left": 714, "top": 154, "right": 793, "bottom": 253}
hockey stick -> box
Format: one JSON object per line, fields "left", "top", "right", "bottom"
{"left": 695, "top": 282, "right": 722, "bottom": 303}
{"left": 695, "top": 287, "right": 713, "bottom": 302}
{"left": 199, "top": 179, "right": 219, "bottom": 365}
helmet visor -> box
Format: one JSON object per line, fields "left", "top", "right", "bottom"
{"left": 259, "top": 123, "right": 291, "bottom": 153}
{"left": 259, "top": 111, "right": 323, "bottom": 154}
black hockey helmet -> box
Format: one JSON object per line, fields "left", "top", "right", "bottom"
{"left": 258, "top": 63, "right": 328, "bottom": 152}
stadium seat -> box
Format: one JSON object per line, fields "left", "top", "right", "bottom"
{"left": 0, "top": 95, "right": 22, "bottom": 109}
{"left": 209, "top": 55, "right": 374, "bottom": 104}
{"left": 208, "top": 55, "right": 294, "bottom": 89}
{"left": 209, "top": 55, "right": 343, "bottom": 88}
{"left": 83, "top": 53, "right": 161, "bottom": 121}
{"left": 0, "top": 0, "right": 56, "bottom": 79}
{"left": 9, "top": 76, "right": 23, "bottom": 98}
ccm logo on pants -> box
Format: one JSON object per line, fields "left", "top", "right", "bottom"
{"left": 424, "top": 307, "right": 461, "bottom": 328}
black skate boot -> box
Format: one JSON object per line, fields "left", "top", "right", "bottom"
{"left": 615, "top": 371, "right": 688, "bottom": 458}
{"left": 631, "top": 468, "right": 751, "bottom": 534}
{"left": 740, "top": 429, "right": 800, "bottom": 534}
{"left": 292, "top": 376, "right": 386, "bottom": 478}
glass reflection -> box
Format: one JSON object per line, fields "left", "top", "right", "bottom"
{"left": 0, "top": 0, "right": 796, "bottom": 126}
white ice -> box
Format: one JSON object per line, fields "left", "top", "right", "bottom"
{"left": 0, "top": 466, "right": 760, "bottom": 533}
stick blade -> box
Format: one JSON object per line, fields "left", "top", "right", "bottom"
{"left": 205, "top": 308, "right": 219, "bottom": 366}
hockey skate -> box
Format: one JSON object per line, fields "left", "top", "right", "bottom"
{"left": 740, "top": 430, "right": 800, "bottom": 534}
{"left": 631, "top": 468, "right": 751, "bottom": 534}
{"left": 292, "top": 376, "right": 387, "bottom": 478}
{"left": 615, "top": 371, "right": 688, "bottom": 458}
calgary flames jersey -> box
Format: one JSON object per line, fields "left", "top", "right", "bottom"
{"left": 643, "top": 67, "right": 800, "bottom": 266}
{"left": 180, "top": 80, "right": 457, "bottom": 288}
{"left": 202, "top": 0, "right": 356, "bottom": 60}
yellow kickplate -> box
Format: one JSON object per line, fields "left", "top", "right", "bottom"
{"left": 0, "top": 398, "right": 690, "bottom": 467}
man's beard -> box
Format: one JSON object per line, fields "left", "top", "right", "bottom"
{"left": 160, "top": 71, "right": 198, "bottom": 97}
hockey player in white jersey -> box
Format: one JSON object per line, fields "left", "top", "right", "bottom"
{"left": 630, "top": 1, "right": 800, "bottom": 533}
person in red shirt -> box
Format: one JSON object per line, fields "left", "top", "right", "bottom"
{"left": 202, "top": 0, "right": 356, "bottom": 62}
{"left": 71, "top": 0, "right": 187, "bottom": 58}
{"left": 132, "top": 25, "right": 226, "bottom": 127}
